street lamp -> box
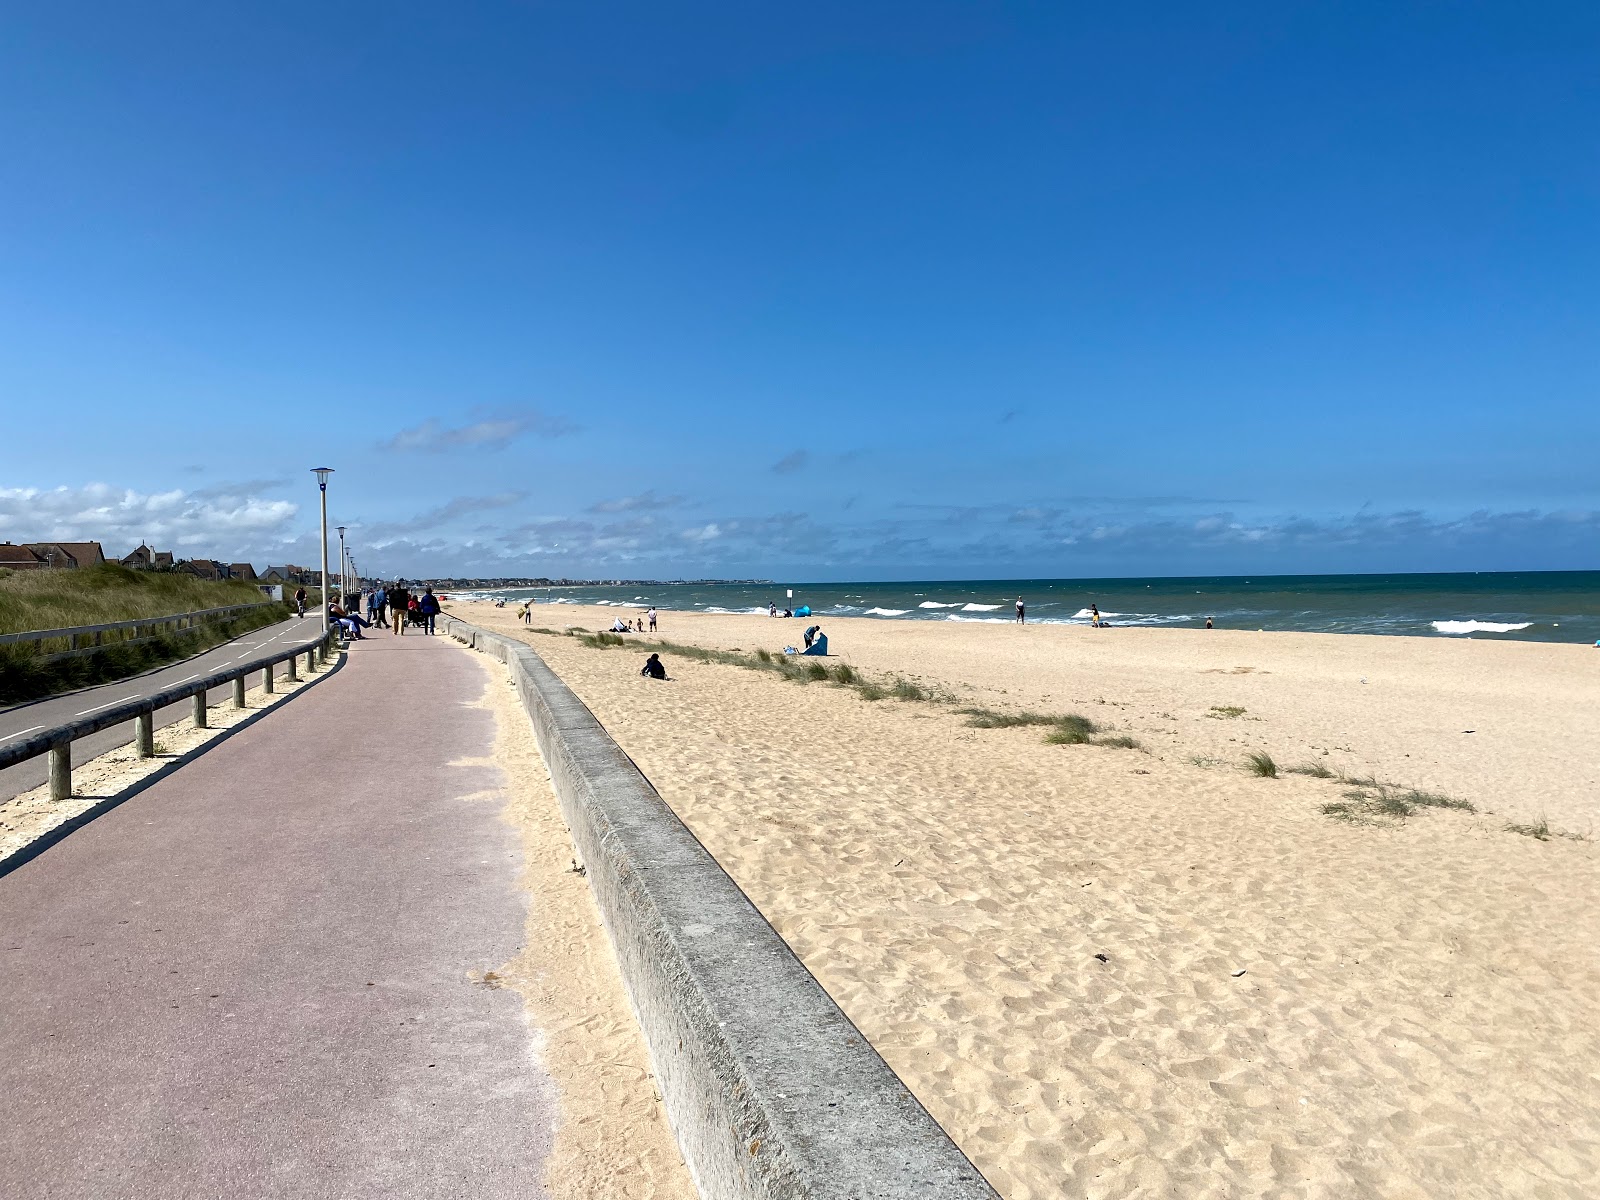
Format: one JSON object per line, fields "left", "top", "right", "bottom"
{"left": 336, "top": 526, "right": 347, "bottom": 608}
{"left": 311, "top": 468, "right": 334, "bottom": 631}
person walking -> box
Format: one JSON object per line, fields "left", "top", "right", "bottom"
{"left": 647, "top": 606, "right": 657, "bottom": 633}
{"left": 388, "top": 582, "right": 411, "bottom": 635}
{"left": 1015, "top": 597, "right": 1025, "bottom": 624}
{"left": 372, "top": 584, "right": 388, "bottom": 629}
{"left": 418, "top": 587, "right": 441, "bottom": 635}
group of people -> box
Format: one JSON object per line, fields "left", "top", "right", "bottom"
{"left": 609, "top": 607, "right": 658, "bottom": 635}
{"left": 323, "top": 582, "right": 442, "bottom": 639}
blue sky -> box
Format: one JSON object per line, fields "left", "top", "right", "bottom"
{"left": 2, "top": 3, "right": 1596, "bottom": 580}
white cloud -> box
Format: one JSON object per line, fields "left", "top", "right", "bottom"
{"left": 381, "top": 411, "right": 578, "bottom": 453}
{"left": 0, "top": 483, "right": 298, "bottom": 558}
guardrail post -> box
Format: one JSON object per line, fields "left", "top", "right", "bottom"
{"left": 286, "top": 654, "right": 297, "bottom": 681}
{"left": 231, "top": 676, "right": 246, "bottom": 708}
{"left": 262, "top": 664, "right": 274, "bottom": 694}
{"left": 305, "top": 648, "right": 317, "bottom": 674}
{"left": 49, "top": 742, "right": 71, "bottom": 801}
{"left": 136, "top": 712, "right": 155, "bottom": 757}
{"left": 192, "top": 693, "right": 208, "bottom": 729}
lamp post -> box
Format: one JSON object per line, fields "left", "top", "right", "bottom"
{"left": 311, "top": 468, "right": 334, "bottom": 631}
{"left": 336, "top": 526, "right": 347, "bottom": 608}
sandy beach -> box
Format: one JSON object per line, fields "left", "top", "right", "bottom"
{"left": 454, "top": 599, "right": 1598, "bottom": 1199}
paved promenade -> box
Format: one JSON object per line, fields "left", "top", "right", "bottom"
{"left": 0, "top": 632, "right": 556, "bottom": 1199}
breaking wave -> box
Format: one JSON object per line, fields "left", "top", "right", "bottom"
{"left": 1432, "top": 620, "right": 1533, "bottom": 635}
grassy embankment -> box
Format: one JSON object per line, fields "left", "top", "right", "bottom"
{"left": 0, "top": 563, "right": 290, "bottom": 704}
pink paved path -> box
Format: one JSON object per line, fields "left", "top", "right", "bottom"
{"left": 0, "top": 633, "right": 555, "bottom": 1199}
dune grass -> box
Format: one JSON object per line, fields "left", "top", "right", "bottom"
{"left": 958, "top": 707, "right": 1061, "bottom": 729}
{"left": 1321, "top": 778, "right": 1477, "bottom": 825}
{"left": 1245, "top": 751, "right": 1278, "bottom": 777}
{"left": 0, "top": 563, "right": 286, "bottom": 704}
{"left": 1287, "top": 761, "right": 1336, "bottom": 778}
{"left": 1207, "top": 705, "right": 1247, "bottom": 719}
{"left": 1043, "top": 715, "right": 1098, "bottom": 744}
{"left": 0, "top": 562, "right": 271, "bottom": 634}
{"left": 1503, "top": 817, "right": 1586, "bottom": 842}
{"left": 557, "top": 626, "right": 1132, "bottom": 755}
{"left": 1094, "top": 734, "right": 1144, "bottom": 750}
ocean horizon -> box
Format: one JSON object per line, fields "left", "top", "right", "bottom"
{"left": 456, "top": 569, "right": 1600, "bottom": 645}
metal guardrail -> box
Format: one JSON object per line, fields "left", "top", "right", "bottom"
{"left": 0, "top": 626, "right": 340, "bottom": 802}
{"left": 0, "top": 602, "right": 282, "bottom": 654}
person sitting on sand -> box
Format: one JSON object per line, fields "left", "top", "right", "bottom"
{"left": 640, "top": 652, "right": 667, "bottom": 680}
{"left": 611, "top": 617, "right": 629, "bottom": 633}
{"left": 1205, "top": 616, "right": 1214, "bottom": 629}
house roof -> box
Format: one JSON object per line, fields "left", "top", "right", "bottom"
{"left": 22, "top": 541, "right": 105, "bottom": 566}
{"left": 229, "top": 563, "right": 257, "bottom": 578}
{"left": 58, "top": 542, "right": 105, "bottom": 564}
{"left": 0, "top": 543, "right": 43, "bottom": 566}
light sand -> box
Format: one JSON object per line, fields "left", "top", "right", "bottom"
{"left": 456, "top": 600, "right": 1599, "bottom": 1199}
{"left": 460, "top": 644, "right": 695, "bottom": 1199}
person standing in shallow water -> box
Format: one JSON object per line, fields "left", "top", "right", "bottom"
{"left": 1015, "top": 597, "right": 1025, "bottom": 624}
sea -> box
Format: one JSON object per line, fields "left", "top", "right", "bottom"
{"left": 455, "top": 571, "right": 1600, "bottom": 645}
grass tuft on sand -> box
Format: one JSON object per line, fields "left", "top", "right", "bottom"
{"left": 1246, "top": 751, "right": 1278, "bottom": 777}
{"left": 1043, "top": 715, "right": 1098, "bottom": 745}
{"left": 1208, "top": 705, "right": 1247, "bottom": 719}
{"left": 1094, "top": 734, "right": 1143, "bottom": 750}
{"left": 1288, "top": 761, "right": 1336, "bottom": 778}
{"left": 1504, "top": 816, "right": 1587, "bottom": 842}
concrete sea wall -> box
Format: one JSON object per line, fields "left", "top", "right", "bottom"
{"left": 442, "top": 616, "right": 998, "bottom": 1200}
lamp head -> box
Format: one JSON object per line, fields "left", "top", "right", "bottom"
{"left": 311, "top": 467, "right": 334, "bottom": 488}
{"left": 337, "top": 526, "right": 346, "bottom": 537}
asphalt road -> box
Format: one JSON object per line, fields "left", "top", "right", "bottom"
{"left": 0, "top": 615, "right": 328, "bottom": 802}
{"left": 0, "top": 632, "right": 555, "bottom": 1198}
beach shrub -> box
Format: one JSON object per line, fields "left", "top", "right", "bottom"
{"left": 1208, "top": 705, "right": 1247, "bottom": 719}
{"left": 1287, "top": 762, "right": 1335, "bottom": 778}
{"left": 1095, "top": 734, "right": 1143, "bottom": 750}
{"left": 1323, "top": 780, "right": 1476, "bottom": 825}
{"left": 959, "top": 707, "right": 1060, "bottom": 729}
{"left": 1246, "top": 751, "right": 1278, "bottom": 777}
{"left": 755, "top": 648, "right": 772, "bottom": 663}
{"left": 831, "top": 663, "right": 857, "bottom": 685}
{"left": 856, "top": 682, "right": 887, "bottom": 701}
{"left": 1043, "top": 715, "right": 1097, "bottom": 744}
{"left": 805, "top": 662, "right": 829, "bottom": 681}
{"left": 891, "top": 678, "right": 928, "bottom": 702}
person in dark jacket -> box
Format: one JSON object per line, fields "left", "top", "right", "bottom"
{"left": 640, "top": 653, "right": 667, "bottom": 680}
{"left": 418, "top": 587, "right": 441, "bottom": 635}
{"left": 388, "top": 583, "right": 411, "bottom": 635}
